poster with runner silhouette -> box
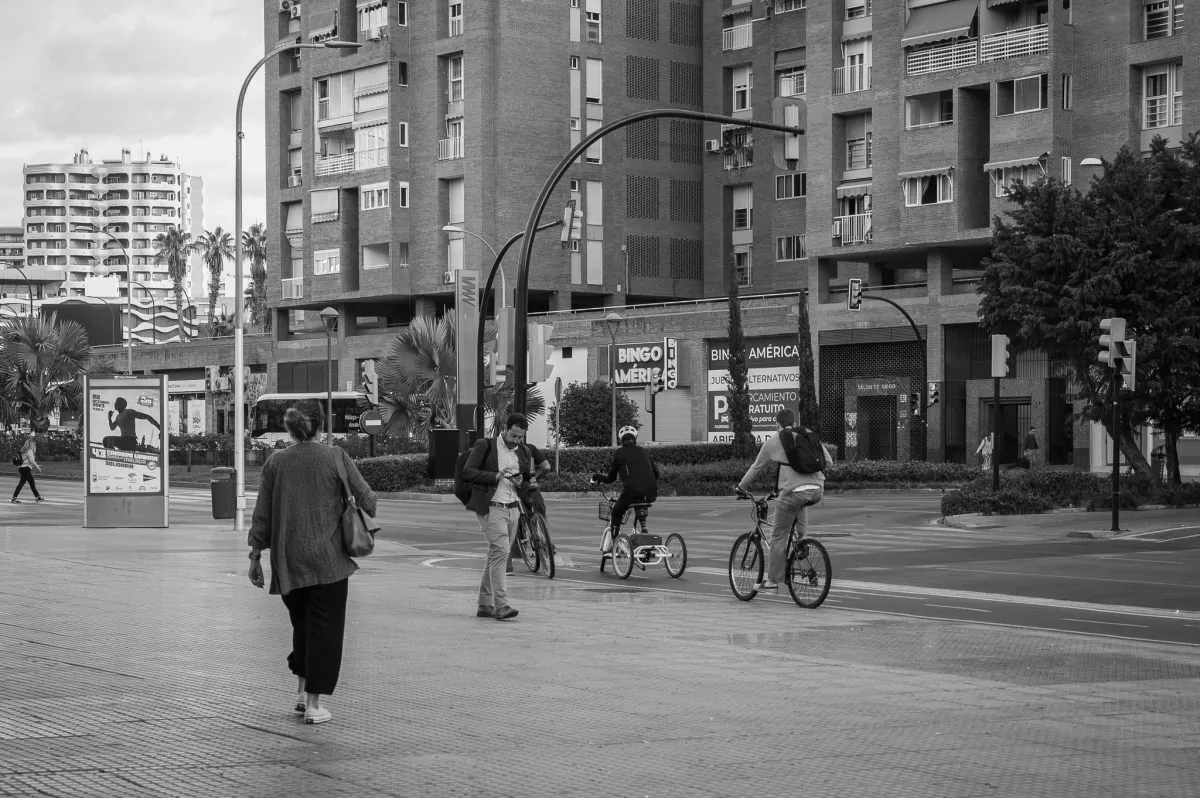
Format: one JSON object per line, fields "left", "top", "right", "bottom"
{"left": 85, "top": 375, "right": 167, "bottom": 496}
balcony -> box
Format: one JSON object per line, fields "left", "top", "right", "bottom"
{"left": 315, "top": 153, "right": 355, "bottom": 177}
{"left": 355, "top": 147, "right": 388, "bottom": 171}
{"left": 834, "top": 64, "right": 871, "bottom": 95}
{"left": 722, "top": 24, "right": 752, "bottom": 51}
{"left": 439, "top": 137, "right": 465, "bottom": 160}
{"left": 981, "top": 24, "right": 1048, "bottom": 62}
{"left": 906, "top": 39, "right": 978, "bottom": 76}
{"left": 834, "top": 212, "right": 873, "bottom": 246}
{"left": 779, "top": 73, "right": 806, "bottom": 97}
{"left": 281, "top": 277, "right": 304, "bottom": 299}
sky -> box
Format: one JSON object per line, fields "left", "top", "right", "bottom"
{"left": 0, "top": 0, "right": 267, "bottom": 234}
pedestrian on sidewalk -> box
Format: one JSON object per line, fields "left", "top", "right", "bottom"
{"left": 247, "top": 400, "right": 377, "bottom": 726}
{"left": 11, "top": 432, "right": 43, "bottom": 504}
{"left": 975, "top": 433, "right": 993, "bottom": 472}
{"left": 1023, "top": 427, "right": 1039, "bottom": 468}
{"left": 461, "top": 413, "right": 533, "bottom": 621}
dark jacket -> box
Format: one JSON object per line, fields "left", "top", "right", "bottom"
{"left": 598, "top": 443, "right": 659, "bottom": 496}
{"left": 462, "top": 436, "right": 534, "bottom": 514}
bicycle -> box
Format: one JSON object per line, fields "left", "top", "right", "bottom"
{"left": 514, "top": 490, "right": 555, "bottom": 579}
{"left": 728, "top": 487, "right": 832, "bottom": 608}
{"left": 593, "top": 484, "right": 687, "bottom": 580}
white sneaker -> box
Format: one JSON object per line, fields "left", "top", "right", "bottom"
{"left": 600, "top": 529, "right": 613, "bottom": 553}
{"left": 304, "top": 706, "right": 332, "bottom": 724}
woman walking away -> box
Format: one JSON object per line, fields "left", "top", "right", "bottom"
{"left": 247, "top": 400, "right": 377, "bottom": 725}
{"left": 974, "top": 433, "right": 994, "bottom": 473}
{"left": 12, "top": 432, "right": 43, "bottom": 503}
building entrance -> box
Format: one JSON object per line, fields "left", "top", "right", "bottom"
{"left": 983, "top": 399, "right": 1031, "bottom": 466}
{"left": 859, "top": 395, "right": 898, "bottom": 461}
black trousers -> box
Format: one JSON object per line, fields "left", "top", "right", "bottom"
{"left": 13, "top": 467, "right": 40, "bottom": 500}
{"left": 611, "top": 488, "right": 655, "bottom": 534}
{"left": 281, "top": 578, "right": 349, "bottom": 696}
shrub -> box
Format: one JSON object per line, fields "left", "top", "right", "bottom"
{"left": 334, "top": 433, "right": 426, "bottom": 460}
{"left": 550, "top": 381, "right": 642, "bottom": 447}
{"left": 1157, "top": 482, "right": 1200, "bottom": 507}
{"left": 0, "top": 430, "right": 82, "bottom": 461}
{"left": 941, "top": 483, "right": 1055, "bottom": 516}
{"left": 354, "top": 454, "right": 428, "bottom": 492}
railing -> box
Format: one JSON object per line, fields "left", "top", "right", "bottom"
{"left": 355, "top": 148, "right": 388, "bottom": 170}
{"left": 906, "top": 39, "right": 978, "bottom": 76}
{"left": 281, "top": 277, "right": 304, "bottom": 299}
{"left": 315, "top": 153, "right": 355, "bottom": 176}
{"left": 907, "top": 119, "right": 953, "bottom": 131}
{"left": 439, "top": 137, "right": 465, "bottom": 160}
{"left": 1145, "top": 97, "right": 1169, "bottom": 129}
{"left": 835, "top": 212, "right": 873, "bottom": 245}
{"left": 779, "top": 73, "right": 806, "bottom": 97}
{"left": 722, "top": 24, "right": 752, "bottom": 51}
{"left": 980, "top": 24, "right": 1049, "bottom": 62}
{"left": 834, "top": 64, "right": 870, "bottom": 94}
{"left": 723, "top": 148, "right": 753, "bottom": 170}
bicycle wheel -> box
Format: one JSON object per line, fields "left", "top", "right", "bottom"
{"left": 517, "top": 517, "right": 540, "bottom": 573}
{"left": 786, "top": 538, "right": 832, "bottom": 609}
{"left": 664, "top": 533, "right": 687, "bottom": 578}
{"left": 612, "top": 534, "right": 634, "bottom": 579}
{"left": 532, "top": 514, "right": 555, "bottom": 579}
{"left": 728, "top": 533, "right": 763, "bottom": 601}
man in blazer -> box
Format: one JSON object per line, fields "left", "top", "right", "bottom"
{"left": 462, "top": 413, "right": 533, "bottom": 620}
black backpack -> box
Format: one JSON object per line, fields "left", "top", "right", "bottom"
{"left": 453, "top": 438, "right": 492, "bottom": 507}
{"left": 779, "top": 427, "right": 827, "bottom": 475}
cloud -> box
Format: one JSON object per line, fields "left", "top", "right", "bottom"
{"left": 0, "top": 0, "right": 267, "bottom": 234}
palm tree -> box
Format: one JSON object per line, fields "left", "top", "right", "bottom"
{"left": 153, "top": 227, "right": 196, "bottom": 341}
{"left": 208, "top": 309, "right": 237, "bottom": 338}
{"left": 241, "top": 222, "right": 271, "bottom": 333}
{"left": 197, "top": 227, "right": 236, "bottom": 336}
{"left": 0, "top": 314, "right": 97, "bottom": 430}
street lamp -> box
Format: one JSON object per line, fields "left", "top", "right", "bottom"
{"left": 95, "top": 231, "right": 133, "bottom": 374}
{"left": 604, "top": 311, "right": 622, "bottom": 447}
{"left": 1080, "top": 157, "right": 1103, "bottom": 167}
{"left": 7, "top": 264, "right": 35, "bottom": 316}
{"left": 320, "top": 307, "right": 340, "bottom": 446}
{"left": 441, "top": 225, "right": 503, "bottom": 305}
{"left": 232, "top": 37, "right": 362, "bottom": 532}
{"left": 129, "top": 280, "right": 159, "bottom": 345}
{"left": 89, "top": 296, "right": 120, "bottom": 347}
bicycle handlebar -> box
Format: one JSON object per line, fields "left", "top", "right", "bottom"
{"left": 734, "top": 487, "right": 779, "bottom": 504}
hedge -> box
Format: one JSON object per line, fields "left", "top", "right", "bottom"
{"left": 941, "top": 470, "right": 1200, "bottom": 516}
{"left": 0, "top": 430, "right": 83, "bottom": 461}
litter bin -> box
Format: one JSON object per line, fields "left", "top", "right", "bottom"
{"left": 1151, "top": 446, "right": 1166, "bottom": 482}
{"left": 211, "top": 467, "right": 236, "bottom": 519}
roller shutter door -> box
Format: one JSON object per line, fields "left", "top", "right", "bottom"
{"left": 653, "top": 390, "right": 692, "bottom": 442}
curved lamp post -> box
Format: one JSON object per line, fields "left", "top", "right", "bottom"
{"left": 129, "top": 279, "right": 159, "bottom": 345}
{"left": 320, "top": 307, "right": 340, "bottom": 446}
{"left": 96, "top": 231, "right": 133, "bottom": 373}
{"left": 604, "top": 312, "right": 622, "bottom": 447}
{"left": 232, "top": 37, "right": 361, "bottom": 531}
{"left": 7, "top": 264, "right": 35, "bottom": 316}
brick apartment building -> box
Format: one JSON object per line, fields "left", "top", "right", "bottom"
{"left": 110, "top": 0, "right": 1191, "bottom": 472}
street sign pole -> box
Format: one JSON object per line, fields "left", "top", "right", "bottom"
{"left": 992, "top": 376, "right": 1000, "bottom": 492}
{"left": 455, "top": 269, "right": 480, "bottom": 439}
{"left": 553, "top": 377, "right": 562, "bottom": 475}
{"left": 1111, "top": 375, "right": 1120, "bottom": 532}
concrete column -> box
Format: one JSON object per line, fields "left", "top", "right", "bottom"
{"left": 413, "top": 297, "right": 438, "bottom": 318}
{"left": 926, "top": 248, "right": 954, "bottom": 298}
{"left": 814, "top": 257, "right": 836, "bottom": 303}
{"left": 867, "top": 262, "right": 887, "bottom": 287}
{"left": 550, "top": 289, "right": 573, "bottom": 311}
{"left": 274, "top": 308, "right": 289, "bottom": 342}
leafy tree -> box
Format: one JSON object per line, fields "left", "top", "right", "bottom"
{"left": 794, "top": 290, "right": 820, "bottom": 430}
{"left": 241, "top": 222, "right": 271, "bottom": 334}
{"left": 153, "top": 227, "right": 196, "bottom": 341}
{"left": 0, "top": 314, "right": 100, "bottom": 430}
{"left": 208, "top": 309, "right": 237, "bottom": 338}
{"left": 548, "top": 380, "right": 640, "bottom": 447}
{"left": 725, "top": 254, "right": 755, "bottom": 450}
{"left": 197, "top": 226, "right": 236, "bottom": 337}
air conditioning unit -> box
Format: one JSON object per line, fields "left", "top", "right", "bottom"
{"left": 278, "top": 0, "right": 292, "bottom": 12}
{"left": 832, "top": 219, "right": 842, "bottom": 237}
{"left": 367, "top": 27, "right": 382, "bottom": 40}
{"left": 291, "top": 5, "right": 302, "bottom": 19}
{"left": 705, "top": 139, "right": 721, "bottom": 153}
{"left": 443, "top": 271, "right": 456, "bottom": 285}
{"left": 287, "top": 175, "right": 302, "bottom": 188}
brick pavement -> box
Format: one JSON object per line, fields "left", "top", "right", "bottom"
{"left": 1, "top": 522, "right": 1198, "bottom": 797}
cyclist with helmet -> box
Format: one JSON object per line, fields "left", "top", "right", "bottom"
{"left": 590, "top": 425, "right": 659, "bottom": 553}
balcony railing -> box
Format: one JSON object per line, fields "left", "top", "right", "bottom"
{"left": 980, "top": 24, "right": 1049, "bottom": 62}
{"left": 723, "top": 148, "right": 753, "bottom": 170}
{"left": 779, "top": 73, "right": 806, "bottom": 97}
{"left": 722, "top": 24, "right": 752, "bottom": 51}
{"left": 834, "top": 64, "right": 871, "bottom": 94}
{"left": 355, "top": 148, "right": 388, "bottom": 170}
{"left": 906, "top": 39, "right": 978, "bottom": 76}
{"left": 439, "top": 137, "right": 465, "bottom": 160}
{"left": 315, "top": 153, "right": 355, "bottom": 176}
{"left": 281, "top": 277, "right": 304, "bottom": 299}
{"left": 834, "top": 212, "right": 873, "bottom": 246}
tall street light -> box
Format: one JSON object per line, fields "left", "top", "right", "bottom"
{"left": 96, "top": 231, "right": 133, "bottom": 374}
{"left": 129, "top": 280, "right": 159, "bottom": 345}
{"left": 604, "top": 312, "right": 622, "bottom": 447}
{"left": 320, "top": 307, "right": 340, "bottom": 446}
{"left": 233, "top": 37, "right": 361, "bottom": 532}
{"left": 7, "top": 264, "right": 35, "bottom": 317}
{"left": 441, "top": 225, "right": 503, "bottom": 305}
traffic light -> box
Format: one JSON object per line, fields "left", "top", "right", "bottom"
{"left": 1098, "top": 317, "right": 1126, "bottom": 369}
{"left": 847, "top": 278, "right": 863, "bottom": 311}
{"left": 528, "top": 322, "right": 555, "bottom": 382}
{"left": 1119, "top": 340, "right": 1137, "bottom": 391}
{"left": 990, "top": 334, "right": 1010, "bottom": 378}
{"left": 650, "top": 367, "right": 666, "bottom": 394}
{"left": 928, "top": 382, "right": 940, "bottom": 408}
{"left": 495, "top": 306, "right": 515, "bottom": 371}
{"left": 359, "top": 359, "right": 378, "bottom": 405}
{"left": 772, "top": 96, "right": 807, "bottom": 170}
{"left": 559, "top": 199, "right": 577, "bottom": 247}
{"left": 910, "top": 393, "right": 922, "bottom": 417}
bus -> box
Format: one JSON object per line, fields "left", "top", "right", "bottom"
{"left": 251, "top": 392, "right": 362, "bottom": 445}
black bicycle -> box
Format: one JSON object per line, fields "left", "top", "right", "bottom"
{"left": 729, "top": 488, "right": 832, "bottom": 608}
{"left": 514, "top": 491, "right": 555, "bottom": 579}
{"left": 594, "top": 485, "right": 687, "bottom": 580}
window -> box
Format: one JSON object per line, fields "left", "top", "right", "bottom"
{"left": 397, "top": 122, "right": 408, "bottom": 146}
{"left": 903, "top": 173, "right": 953, "bottom": 206}
{"left": 776, "top": 235, "right": 806, "bottom": 261}
{"left": 776, "top": 173, "right": 807, "bottom": 199}
{"left": 997, "top": 74, "right": 1049, "bottom": 115}
{"left": 846, "top": 132, "right": 872, "bottom": 170}
{"left": 585, "top": 119, "right": 602, "bottom": 163}
{"left": 355, "top": 124, "right": 389, "bottom": 169}
{"left": 1145, "top": 0, "right": 1183, "bottom": 39}
{"left": 905, "top": 91, "right": 953, "bottom": 129}
{"left": 1144, "top": 64, "right": 1183, "bottom": 128}
{"left": 396, "top": 181, "right": 410, "bottom": 208}
{"left": 775, "top": 0, "right": 805, "bottom": 12}
{"left": 734, "top": 246, "right": 752, "bottom": 287}
{"left": 314, "top": 249, "right": 340, "bottom": 275}
{"left": 777, "top": 66, "right": 805, "bottom": 97}
{"left": 570, "top": 55, "right": 580, "bottom": 69}
{"left": 360, "top": 183, "right": 390, "bottom": 210}
{"left": 586, "top": 9, "right": 601, "bottom": 41}
{"left": 570, "top": 117, "right": 581, "bottom": 130}
{"left": 397, "top": 62, "right": 409, "bottom": 86}
{"left": 732, "top": 185, "right": 753, "bottom": 229}
{"left": 846, "top": 0, "right": 868, "bottom": 19}
{"left": 1061, "top": 157, "right": 1072, "bottom": 185}
{"left": 586, "top": 58, "right": 603, "bottom": 103}
{"left": 395, "top": 242, "right": 409, "bottom": 267}
{"left": 732, "top": 65, "right": 752, "bottom": 111}
{"left": 569, "top": 179, "right": 580, "bottom": 191}
{"left": 448, "top": 55, "right": 464, "bottom": 102}
{"left": 1062, "top": 74, "right": 1073, "bottom": 110}
{"left": 994, "top": 164, "right": 1043, "bottom": 197}
{"left": 449, "top": 1, "right": 463, "bottom": 35}
{"left": 358, "top": 1, "right": 387, "bottom": 32}
{"left": 395, "top": 1, "right": 408, "bottom": 25}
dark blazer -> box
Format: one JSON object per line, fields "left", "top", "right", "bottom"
{"left": 462, "top": 437, "right": 533, "bottom": 514}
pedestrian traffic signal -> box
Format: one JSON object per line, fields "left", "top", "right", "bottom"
{"left": 1119, "top": 340, "right": 1137, "bottom": 391}
{"left": 359, "top": 359, "right": 378, "bottom": 406}
{"left": 990, "top": 334, "right": 1010, "bottom": 378}
{"left": 495, "top": 306, "right": 515, "bottom": 371}
{"left": 772, "top": 96, "right": 807, "bottom": 170}
{"left": 928, "top": 382, "right": 940, "bottom": 408}
{"left": 1097, "top": 317, "right": 1126, "bottom": 368}
{"left": 910, "top": 393, "right": 922, "bottom": 417}
{"left": 847, "top": 278, "right": 863, "bottom": 311}
{"left": 527, "top": 322, "right": 555, "bottom": 382}
{"left": 650, "top": 367, "right": 666, "bottom": 394}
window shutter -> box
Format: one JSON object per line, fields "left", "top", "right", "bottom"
{"left": 278, "top": 363, "right": 294, "bottom": 394}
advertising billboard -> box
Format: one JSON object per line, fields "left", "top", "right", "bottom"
{"left": 83, "top": 375, "right": 169, "bottom": 527}
{"left": 706, "top": 335, "right": 801, "bottom": 442}
{"left": 610, "top": 338, "right": 678, "bottom": 387}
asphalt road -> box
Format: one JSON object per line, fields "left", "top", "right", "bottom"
{"left": 12, "top": 481, "right": 1200, "bottom": 647}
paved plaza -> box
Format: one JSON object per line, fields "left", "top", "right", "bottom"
{"left": 2, "top": 520, "right": 1198, "bottom": 797}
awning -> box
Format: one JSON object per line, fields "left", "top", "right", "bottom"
{"left": 842, "top": 29, "right": 872, "bottom": 43}
{"left": 721, "top": 3, "right": 752, "bottom": 17}
{"left": 836, "top": 181, "right": 873, "bottom": 199}
{"left": 897, "top": 166, "right": 954, "bottom": 180}
{"left": 983, "top": 153, "right": 1049, "bottom": 172}
{"left": 309, "top": 9, "right": 337, "bottom": 38}
{"left": 987, "top": 0, "right": 1023, "bottom": 7}
{"left": 902, "top": 0, "right": 978, "bottom": 48}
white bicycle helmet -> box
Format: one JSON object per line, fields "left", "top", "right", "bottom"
{"left": 618, "top": 425, "right": 639, "bottom": 441}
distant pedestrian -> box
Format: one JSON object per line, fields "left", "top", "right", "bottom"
{"left": 1023, "top": 427, "right": 1039, "bottom": 467}
{"left": 975, "top": 433, "right": 993, "bottom": 472}
{"left": 11, "top": 432, "right": 43, "bottom": 504}
{"left": 462, "top": 413, "right": 534, "bottom": 621}
{"left": 247, "top": 400, "right": 377, "bottom": 726}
